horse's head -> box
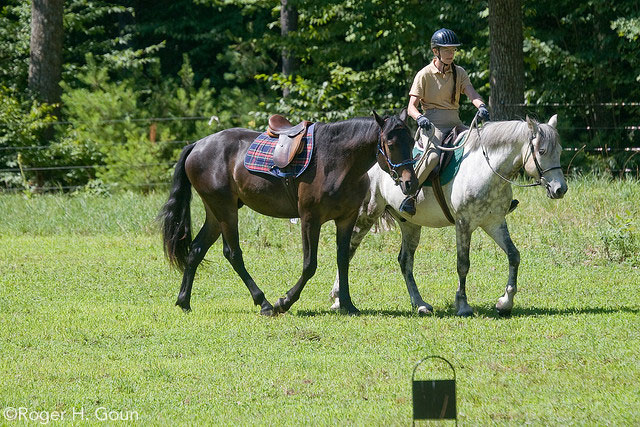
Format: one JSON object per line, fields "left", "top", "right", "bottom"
{"left": 523, "top": 115, "right": 568, "bottom": 199}
{"left": 373, "top": 109, "right": 419, "bottom": 195}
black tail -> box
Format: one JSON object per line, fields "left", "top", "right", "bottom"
{"left": 159, "top": 143, "right": 196, "bottom": 272}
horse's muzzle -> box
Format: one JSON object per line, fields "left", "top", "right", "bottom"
{"left": 399, "top": 169, "right": 419, "bottom": 195}
{"left": 546, "top": 180, "right": 568, "bottom": 199}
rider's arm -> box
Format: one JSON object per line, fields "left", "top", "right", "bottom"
{"left": 407, "top": 95, "right": 422, "bottom": 121}
{"left": 463, "top": 84, "right": 486, "bottom": 108}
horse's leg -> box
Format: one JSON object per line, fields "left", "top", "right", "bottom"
{"left": 176, "top": 210, "right": 220, "bottom": 311}
{"left": 273, "top": 218, "right": 322, "bottom": 314}
{"left": 397, "top": 221, "right": 433, "bottom": 315}
{"left": 217, "top": 209, "right": 274, "bottom": 316}
{"left": 482, "top": 220, "right": 520, "bottom": 316}
{"left": 455, "top": 217, "right": 474, "bottom": 317}
{"left": 333, "top": 215, "right": 361, "bottom": 315}
{"left": 330, "top": 208, "right": 381, "bottom": 310}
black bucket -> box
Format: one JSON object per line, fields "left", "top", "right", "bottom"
{"left": 412, "top": 356, "right": 457, "bottom": 423}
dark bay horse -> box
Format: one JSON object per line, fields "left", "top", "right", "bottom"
{"left": 160, "top": 111, "right": 418, "bottom": 315}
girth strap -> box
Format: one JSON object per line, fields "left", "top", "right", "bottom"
{"left": 430, "top": 174, "right": 455, "bottom": 224}
{"left": 282, "top": 176, "right": 299, "bottom": 212}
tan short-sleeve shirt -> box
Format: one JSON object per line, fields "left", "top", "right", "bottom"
{"left": 409, "top": 59, "right": 471, "bottom": 111}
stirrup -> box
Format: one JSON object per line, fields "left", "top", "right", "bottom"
{"left": 508, "top": 199, "right": 519, "bottom": 214}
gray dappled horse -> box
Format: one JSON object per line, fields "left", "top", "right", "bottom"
{"left": 160, "top": 111, "right": 418, "bottom": 316}
{"left": 330, "top": 115, "right": 567, "bottom": 316}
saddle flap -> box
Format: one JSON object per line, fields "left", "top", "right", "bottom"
{"left": 273, "top": 120, "right": 310, "bottom": 168}
{"left": 273, "top": 128, "right": 308, "bottom": 168}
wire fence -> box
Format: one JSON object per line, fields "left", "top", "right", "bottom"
{"left": 2, "top": 104, "right": 639, "bottom": 193}
{"left": 0, "top": 182, "right": 169, "bottom": 193}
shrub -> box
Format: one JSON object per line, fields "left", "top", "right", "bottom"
{"left": 0, "top": 86, "right": 55, "bottom": 189}
{"left": 599, "top": 210, "right": 639, "bottom": 266}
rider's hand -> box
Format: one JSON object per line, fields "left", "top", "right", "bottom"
{"left": 416, "top": 115, "right": 432, "bottom": 130}
{"left": 478, "top": 104, "right": 490, "bottom": 122}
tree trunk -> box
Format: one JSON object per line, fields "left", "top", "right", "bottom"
{"left": 29, "top": 0, "right": 64, "bottom": 123}
{"left": 280, "top": 0, "right": 298, "bottom": 98}
{"left": 488, "top": 0, "right": 524, "bottom": 120}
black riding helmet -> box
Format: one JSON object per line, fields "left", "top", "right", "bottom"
{"left": 430, "top": 28, "right": 461, "bottom": 50}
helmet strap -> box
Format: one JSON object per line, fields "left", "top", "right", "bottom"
{"left": 434, "top": 51, "right": 450, "bottom": 74}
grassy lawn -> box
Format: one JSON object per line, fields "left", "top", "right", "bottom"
{"left": 1, "top": 176, "right": 639, "bottom": 425}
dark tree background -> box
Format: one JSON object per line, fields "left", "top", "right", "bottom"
{"left": 28, "top": 0, "right": 64, "bottom": 113}
{"left": 280, "top": 0, "right": 298, "bottom": 98}
{"left": 0, "top": 0, "right": 638, "bottom": 190}
{"left": 489, "top": 0, "right": 525, "bottom": 120}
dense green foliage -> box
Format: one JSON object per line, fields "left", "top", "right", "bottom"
{"left": 0, "top": 177, "right": 639, "bottom": 423}
{"left": 0, "top": 0, "right": 639, "bottom": 191}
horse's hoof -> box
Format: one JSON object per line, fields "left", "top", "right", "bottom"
{"left": 260, "top": 308, "right": 275, "bottom": 316}
{"left": 330, "top": 298, "right": 341, "bottom": 311}
{"left": 456, "top": 307, "right": 474, "bottom": 317}
{"left": 496, "top": 297, "right": 514, "bottom": 316}
{"left": 273, "top": 297, "right": 288, "bottom": 314}
{"left": 260, "top": 301, "right": 275, "bottom": 316}
{"left": 417, "top": 305, "right": 433, "bottom": 316}
{"left": 175, "top": 300, "right": 191, "bottom": 312}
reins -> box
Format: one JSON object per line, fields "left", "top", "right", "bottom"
{"left": 413, "top": 112, "right": 478, "bottom": 152}
{"left": 481, "top": 134, "right": 541, "bottom": 188}
{"left": 480, "top": 124, "right": 563, "bottom": 189}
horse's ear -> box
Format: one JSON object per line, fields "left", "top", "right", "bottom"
{"left": 547, "top": 114, "right": 558, "bottom": 129}
{"left": 399, "top": 108, "right": 408, "bottom": 123}
{"left": 526, "top": 115, "right": 539, "bottom": 134}
{"left": 372, "top": 110, "right": 385, "bottom": 128}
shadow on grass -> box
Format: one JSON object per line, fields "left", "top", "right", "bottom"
{"left": 295, "top": 308, "right": 421, "bottom": 318}
{"left": 485, "top": 305, "right": 640, "bottom": 318}
{"left": 294, "top": 305, "right": 640, "bottom": 319}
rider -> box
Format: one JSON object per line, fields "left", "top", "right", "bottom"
{"left": 399, "top": 28, "right": 490, "bottom": 215}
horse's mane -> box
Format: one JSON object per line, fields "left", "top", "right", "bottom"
{"left": 318, "top": 114, "right": 405, "bottom": 143}
{"left": 465, "top": 119, "right": 559, "bottom": 154}
{"left": 318, "top": 117, "right": 378, "bottom": 142}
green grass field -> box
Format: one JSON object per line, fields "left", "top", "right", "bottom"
{"left": 1, "top": 176, "right": 639, "bottom": 425}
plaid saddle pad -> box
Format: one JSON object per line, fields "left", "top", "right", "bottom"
{"left": 244, "top": 123, "right": 315, "bottom": 178}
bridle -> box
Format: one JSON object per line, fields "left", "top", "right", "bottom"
{"left": 377, "top": 124, "right": 416, "bottom": 185}
{"left": 523, "top": 132, "right": 563, "bottom": 187}
{"left": 481, "top": 127, "right": 563, "bottom": 190}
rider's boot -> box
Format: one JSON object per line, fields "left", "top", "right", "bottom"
{"left": 399, "top": 195, "right": 417, "bottom": 216}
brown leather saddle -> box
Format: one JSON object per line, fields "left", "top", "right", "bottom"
{"left": 267, "top": 115, "right": 311, "bottom": 168}
{"left": 427, "top": 124, "right": 468, "bottom": 224}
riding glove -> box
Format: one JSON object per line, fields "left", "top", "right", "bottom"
{"left": 478, "top": 104, "right": 490, "bottom": 122}
{"left": 416, "top": 115, "right": 432, "bottom": 130}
